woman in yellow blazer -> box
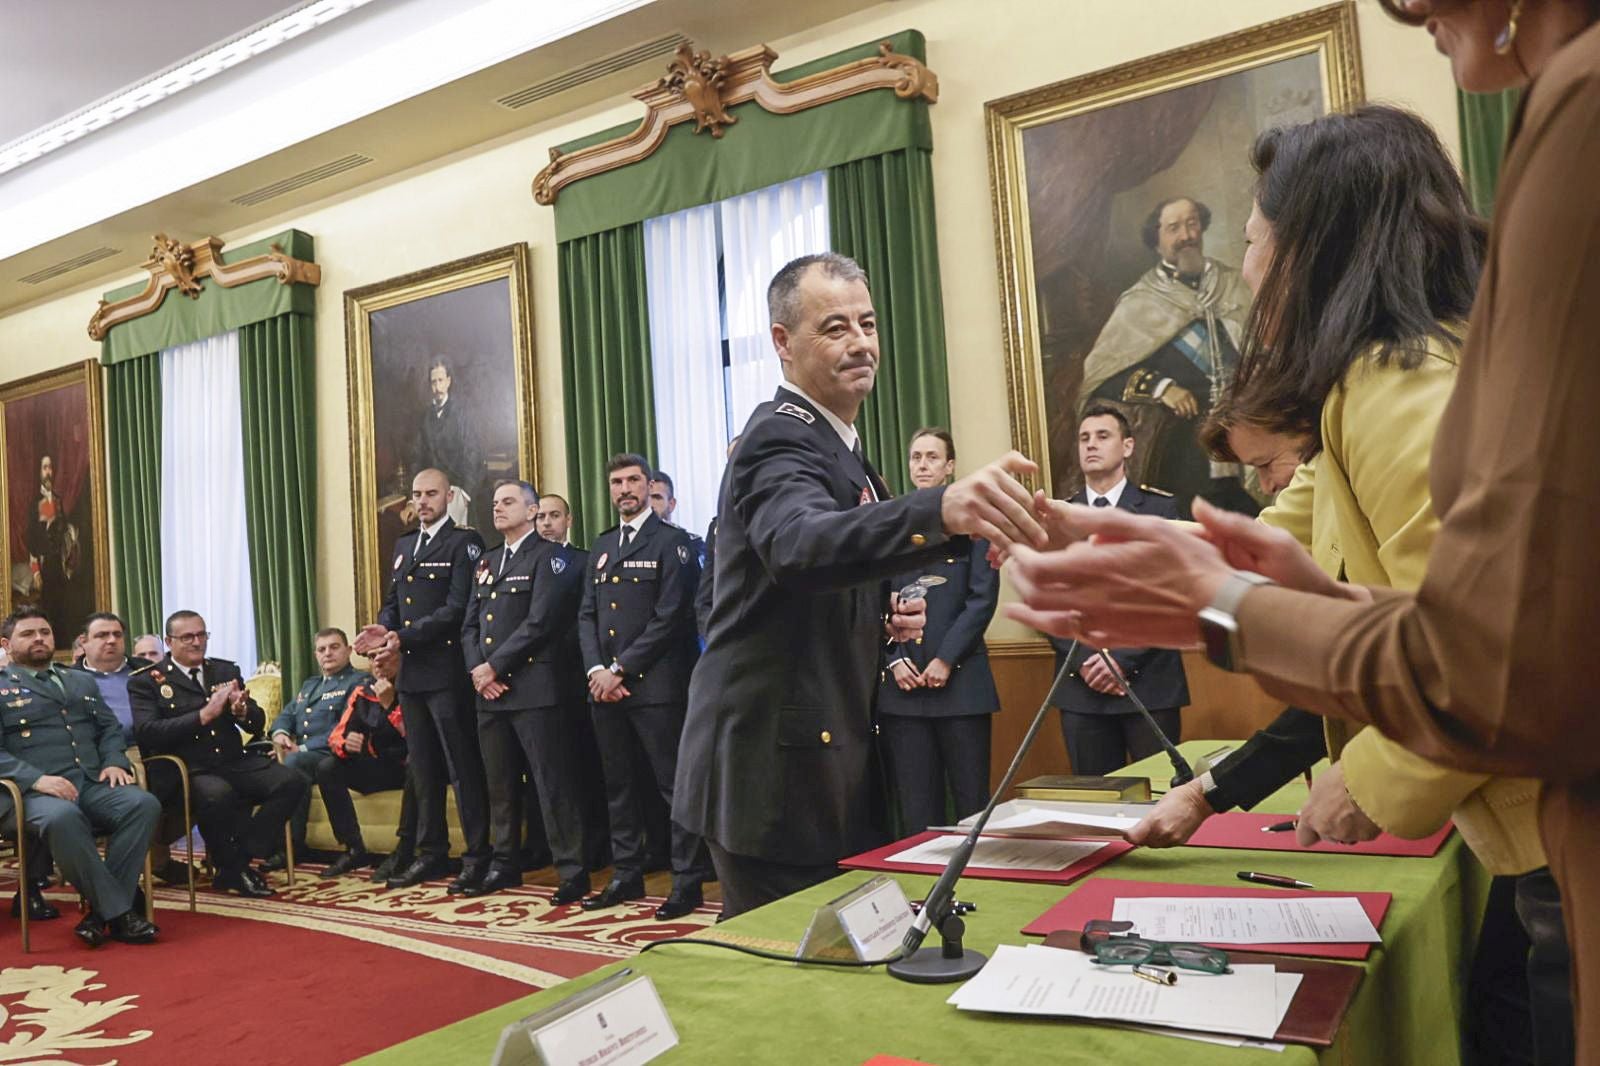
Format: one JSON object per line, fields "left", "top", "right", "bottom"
{"left": 1124, "top": 106, "right": 1552, "bottom": 1063}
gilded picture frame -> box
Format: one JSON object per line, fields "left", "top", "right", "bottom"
{"left": 986, "top": 2, "right": 1363, "bottom": 511}
{"left": 0, "top": 360, "right": 112, "bottom": 659}
{"left": 344, "top": 243, "right": 538, "bottom": 623}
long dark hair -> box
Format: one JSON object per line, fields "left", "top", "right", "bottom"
{"left": 1230, "top": 105, "right": 1486, "bottom": 453}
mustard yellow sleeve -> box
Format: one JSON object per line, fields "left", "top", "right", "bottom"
{"left": 1256, "top": 459, "right": 1315, "bottom": 549}
{"left": 1339, "top": 724, "right": 1490, "bottom": 838}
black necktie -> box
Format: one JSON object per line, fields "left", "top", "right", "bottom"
{"left": 190, "top": 667, "right": 204, "bottom": 691}
{"left": 622, "top": 527, "right": 635, "bottom": 549}
{"left": 418, "top": 531, "right": 431, "bottom": 555}
{"left": 499, "top": 547, "right": 513, "bottom": 576}
{"left": 1092, "top": 497, "right": 1111, "bottom": 508}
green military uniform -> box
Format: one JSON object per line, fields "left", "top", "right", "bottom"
{"left": 272, "top": 664, "right": 371, "bottom": 851}
{"left": 0, "top": 663, "right": 161, "bottom": 921}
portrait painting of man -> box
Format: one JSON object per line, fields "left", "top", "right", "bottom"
{"left": 987, "top": 7, "right": 1362, "bottom": 516}
{"left": 345, "top": 245, "right": 537, "bottom": 619}
{"left": 1, "top": 362, "right": 111, "bottom": 651}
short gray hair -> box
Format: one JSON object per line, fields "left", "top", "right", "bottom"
{"left": 767, "top": 253, "right": 869, "bottom": 330}
{"left": 493, "top": 478, "right": 539, "bottom": 507}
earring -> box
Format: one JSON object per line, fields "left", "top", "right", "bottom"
{"left": 1494, "top": 0, "right": 1524, "bottom": 55}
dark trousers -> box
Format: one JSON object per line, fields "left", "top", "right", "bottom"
{"left": 400, "top": 686, "right": 490, "bottom": 866}
{"left": 189, "top": 755, "right": 307, "bottom": 873}
{"left": 282, "top": 749, "right": 405, "bottom": 853}
{"left": 589, "top": 699, "right": 711, "bottom": 889}
{"left": 478, "top": 706, "right": 589, "bottom": 881}
{"left": 1059, "top": 708, "right": 1181, "bottom": 776}
{"left": 707, "top": 840, "right": 839, "bottom": 919}
{"left": 881, "top": 713, "right": 992, "bottom": 834}
{"left": 282, "top": 748, "right": 335, "bottom": 850}
{"left": 1516, "top": 868, "right": 1574, "bottom": 1065}
{"left": 3, "top": 779, "right": 160, "bottom": 921}
{"left": 391, "top": 766, "right": 418, "bottom": 859}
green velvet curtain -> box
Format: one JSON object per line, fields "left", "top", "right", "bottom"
{"left": 1458, "top": 88, "right": 1521, "bottom": 215}
{"left": 106, "top": 358, "right": 164, "bottom": 638}
{"left": 559, "top": 225, "right": 657, "bottom": 546}
{"left": 829, "top": 148, "right": 951, "bottom": 496}
{"left": 238, "top": 313, "right": 318, "bottom": 691}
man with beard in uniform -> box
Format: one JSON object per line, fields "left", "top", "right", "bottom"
{"left": 357, "top": 468, "right": 490, "bottom": 894}
{"left": 673, "top": 253, "right": 1046, "bottom": 917}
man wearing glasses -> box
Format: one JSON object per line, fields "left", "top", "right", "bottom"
{"left": 128, "top": 610, "right": 306, "bottom": 898}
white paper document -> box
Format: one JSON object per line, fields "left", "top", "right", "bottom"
{"left": 886, "top": 834, "right": 1108, "bottom": 871}
{"left": 953, "top": 800, "right": 1141, "bottom": 839}
{"left": 948, "top": 944, "right": 1298, "bottom": 1041}
{"left": 1112, "top": 896, "right": 1382, "bottom": 945}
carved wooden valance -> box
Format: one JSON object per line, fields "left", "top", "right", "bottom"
{"left": 533, "top": 40, "right": 939, "bottom": 206}
{"left": 87, "top": 233, "right": 321, "bottom": 340}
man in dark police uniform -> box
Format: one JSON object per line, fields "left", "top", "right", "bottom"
{"left": 673, "top": 253, "right": 1045, "bottom": 917}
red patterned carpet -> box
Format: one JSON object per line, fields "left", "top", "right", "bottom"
{"left": 1, "top": 864, "right": 717, "bottom": 1065}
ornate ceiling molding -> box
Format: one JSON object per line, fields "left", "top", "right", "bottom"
{"left": 532, "top": 39, "right": 939, "bottom": 206}
{"left": 86, "top": 233, "right": 320, "bottom": 340}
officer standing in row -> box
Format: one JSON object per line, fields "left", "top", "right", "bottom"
{"left": 1, "top": 608, "right": 162, "bottom": 947}
{"left": 579, "top": 454, "right": 711, "bottom": 920}
{"left": 360, "top": 467, "right": 491, "bottom": 893}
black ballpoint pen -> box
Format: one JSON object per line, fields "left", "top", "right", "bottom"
{"left": 1262, "top": 820, "right": 1299, "bottom": 833}
{"left": 1238, "top": 871, "right": 1315, "bottom": 890}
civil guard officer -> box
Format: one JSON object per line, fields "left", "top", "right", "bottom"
{"left": 1, "top": 608, "right": 162, "bottom": 947}
{"left": 461, "top": 479, "right": 592, "bottom": 902}
{"left": 878, "top": 428, "right": 1002, "bottom": 835}
{"left": 578, "top": 453, "right": 711, "bottom": 920}
{"left": 358, "top": 467, "right": 490, "bottom": 894}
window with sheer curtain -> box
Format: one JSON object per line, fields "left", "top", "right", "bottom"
{"left": 644, "top": 171, "right": 829, "bottom": 540}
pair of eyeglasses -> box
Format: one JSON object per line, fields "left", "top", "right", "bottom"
{"left": 1079, "top": 919, "right": 1231, "bottom": 974}
{"left": 170, "top": 632, "right": 210, "bottom": 645}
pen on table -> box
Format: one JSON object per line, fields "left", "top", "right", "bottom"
{"left": 1262, "top": 820, "right": 1299, "bottom": 833}
{"left": 1238, "top": 871, "right": 1315, "bottom": 890}
{"left": 1132, "top": 964, "right": 1177, "bottom": 986}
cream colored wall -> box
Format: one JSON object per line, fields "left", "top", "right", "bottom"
{"left": 0, "top": 0, "right": 1458, "bottom": 643}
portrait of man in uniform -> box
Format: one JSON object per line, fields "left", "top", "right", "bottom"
{"left": 1, "top": 362, "right": 110, "bottom": 652}
{"left": 345, "top": 245, "right": 538, "bottom": 619}
{"left": 987, "top": 15, "right": 1358, "bottom": 517}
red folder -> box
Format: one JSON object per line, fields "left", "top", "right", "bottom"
{"left": 838, "top": 831, "right": 1132, "bottom": 885}
{"left": 1185, "top": 811, "right": 1453, "bottom": 857}
{"left": 1021, "top": 877, "right": 1392, "bottom": 960}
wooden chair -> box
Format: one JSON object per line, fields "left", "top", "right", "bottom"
{"left": 140, "top": 750, "right": 296, "bottom": 894}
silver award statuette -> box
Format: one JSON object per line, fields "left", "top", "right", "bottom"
{"left": 896, "top": 574, "right": 948, "bottom": 603}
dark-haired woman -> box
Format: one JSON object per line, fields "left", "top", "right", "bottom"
{"left": 878, "top": 428, "right": 1000, "bottom": 834}
{"left": 1007, "top": 1, "right": 1600, "bottom": 1058}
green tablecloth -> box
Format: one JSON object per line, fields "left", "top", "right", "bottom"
{"left": 358, "top": 742, "right": 1491, "bottom": 1065}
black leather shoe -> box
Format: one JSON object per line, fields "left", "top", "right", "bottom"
{"left": 154, "top": 859, "right": 197, "bottom": 886}
{"left": 10, "top": 887, "right": 60, "bottom": 921}
{"left": 323, "top": 849, "right": 370, "bottom": 878}
{"left": 371, "top": 851, "right": 412, "bottom": 884}
{"left": 74, "top": 915, "right": 108, "bottom": 948}
{"left": 386, "top": 856, "right": 449, "bottom": 890}
{"left": 259, "top": 851, "right": 290, "bottom": 873}
{"left": 654, "top": 885, "right": 704, "bottom": 921}
{"left": 581, "top": 877, "right": 645, "bottom": 911}
{"left": 214, "top": 865, "right": 275, "bottom": 898}
{"left": 448, "top": 864, "right": 488, "bottom": 896}
{"left": 462, "top": 866, "right": 522, "bottom": 897}
{"left": 551, "top": 875, "right": 591, "bottom": 906}
{"left": 108, "top": 911, "right": 160, "bottom": 944}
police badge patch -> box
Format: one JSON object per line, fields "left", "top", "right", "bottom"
{"left": 551, "top": 556, "right": 567, "bottom": 575}
{"left": 160, "top": 684, "right": 174, "bottom": 699}
{"left": 596, "top": 552, "right": 608, "bottom": 571}
{"left": 467, "top": 543, "right": 482, "bottom": 561}
{"left": 393, "top": 554, "right": 404, "bottom": 570}
{"left": 677, "top": 544, "right": 689, "bottom": 564}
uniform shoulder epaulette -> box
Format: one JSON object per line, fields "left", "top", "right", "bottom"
{"left": 774, "top": 401, "right": 815, "bottom": 424}
{"left": 1140, "top": 484, "right": 1174, "bottom": 497}
{"left": 129, "top": 660, "right": 159, "bottom": 676}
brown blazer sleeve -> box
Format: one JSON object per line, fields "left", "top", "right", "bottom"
{"left": 1230, "top": 37, "right": 1600, "bottom": 784}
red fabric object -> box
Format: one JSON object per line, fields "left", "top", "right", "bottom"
{"left": 838, "top": 830, "right": 1132, "bottom": 885}
{"left": 1021, "top": 877, "right": 1392, "bottom": 960}
{"left": 4, "top": 379, "right": 90, "bottom": 560}
{"left": 1184, "top": 811, "right": 1454, "bottom": 857}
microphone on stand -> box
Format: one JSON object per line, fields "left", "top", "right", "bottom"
{"left": 888, "top": 644, "right": 1079, "bottom": 984}
{"left": 1092, "top": 648, "right": 1193, "bottom": 787}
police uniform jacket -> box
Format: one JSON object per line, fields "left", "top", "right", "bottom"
{"left": 577, "top": 512, "right": 698, "bottom": 706}
{"left": 463, "top": 536, "right": 583, "bottom": 712}
{"left": 0, "top": 664, "right": 131, "bottom": 817}
{"left": 270, "top": 664, "right": 369, "bottom": 749}
{"left": 128, "top": 656, "right": 266, "bottom": 771}
{"left": 377, "top": 516, "right": 486, "bottom": 693}
{"left": 1048, "top": 483, "right": 1191, "bottom": 714}
{"left": 878, "top": 536, "right": 1001, "bottom": 719}
{"left": 554, "top": 544, "right": 590, "bottom": 707}
{"left": 673, "top": 388, "right": 961, "bottom": 865}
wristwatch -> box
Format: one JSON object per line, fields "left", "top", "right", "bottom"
{"left": 1197, "top": 571, "right": 1275, "bottom": 672}
{"left": 607, "top": 661, "right": 625, "bottom": 677}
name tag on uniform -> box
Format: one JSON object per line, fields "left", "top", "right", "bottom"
{"left": 492, "top": 970, "right": 677, "bottom": 1066}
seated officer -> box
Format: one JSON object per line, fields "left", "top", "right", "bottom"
{"left": 129, "top": 610, "right": 307, "bottom": 898}
{"left": 317, "top": 648, "right": 409, "bottom": 877}
{"left": 267, "top": 628, "right": 370, "bottom": 868}
{"left": 1, "top": 609, "right": 161, "bottom": 947}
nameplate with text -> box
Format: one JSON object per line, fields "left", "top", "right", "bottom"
{"left": 492, "top": 970, "right": 678, "bottom": 1066}
{"left": 799, "top": 874, "right": 915, "bottom": 963}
